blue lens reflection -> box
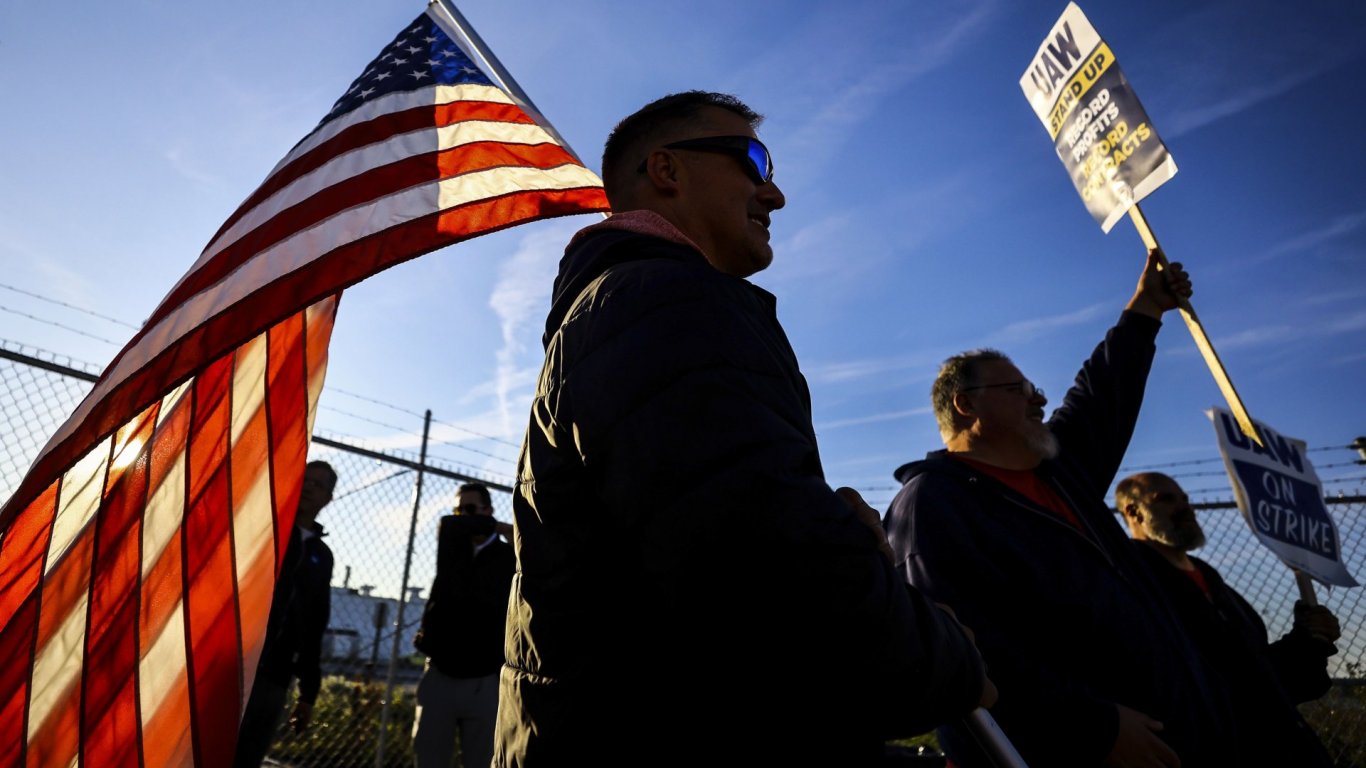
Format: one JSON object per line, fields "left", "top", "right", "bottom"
{"left": 747, "top": 140, "right": 772, "bottom": 182}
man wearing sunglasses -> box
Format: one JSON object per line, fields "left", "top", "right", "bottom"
{"left": 412, "top": 483, "right": 515, "bottom": 768}
{"left": 884, "top": 254, "right": 1241, "bottom": 767}
{"left": 494, "top": 91, "right": 993, "bottom": 766}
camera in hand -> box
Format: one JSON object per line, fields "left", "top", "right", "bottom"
{"left": 445, "top": 513, "right": 497, "bottom": 537}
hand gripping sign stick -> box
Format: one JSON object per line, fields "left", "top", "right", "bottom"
{"left": 1020, "top": 3, "right": 1261, "bottom": 446}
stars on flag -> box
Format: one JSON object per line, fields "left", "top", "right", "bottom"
{"left": 321, "top": 14, "right": 493, "bottom": 126}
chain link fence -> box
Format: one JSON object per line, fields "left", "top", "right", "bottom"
{"left": 3, "top": 341, "right": 1364, "bottom": 766}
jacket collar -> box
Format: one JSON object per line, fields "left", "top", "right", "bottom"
{"left": 566, "top": 209, "right": 704, "bottom": 255}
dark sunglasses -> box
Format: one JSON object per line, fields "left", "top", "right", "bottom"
{"left": 637, "top": 135, "right": 774, "bottom": 184}
{"left": 454, "top": 503, "right": 487, "bottom": 514}
{"left": 961, "top": 379, "right": 1045, "bottom": 400}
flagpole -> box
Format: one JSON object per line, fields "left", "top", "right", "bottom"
{"left": 375, "top": 409, "right": 432, "bottom": 768}
{"left": 427, "top": 0, "right": 588, "bottom": 166}
{"left": 1126, "top": 204, "right": 1261, "bottom": 447}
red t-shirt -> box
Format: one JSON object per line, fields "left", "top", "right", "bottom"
{"left": 952, "top": 454, "right": 1084, "bottom": 531}
{"left": 1182, "top": 564, "right": 1213, "bottom": 598}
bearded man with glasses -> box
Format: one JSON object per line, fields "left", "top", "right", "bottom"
{"left": 493, "top": 91, "right": 994, "bottom": 766}
{"left": 884, "top": 254, "right": 1243, "bottom": 767}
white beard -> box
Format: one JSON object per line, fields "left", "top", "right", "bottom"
{"left": 1150, "top": 519, "right": 1206, "bottom": 551}
{"left": 1025, "top": 424, "right": 1060, "bottom": 461}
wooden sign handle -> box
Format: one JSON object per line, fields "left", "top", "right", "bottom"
{"left": 1126, "top": 204, "right": 1262, "bottom": 446}
{"left": 1295, "top": 570, "right": 1319, "bottom": 606}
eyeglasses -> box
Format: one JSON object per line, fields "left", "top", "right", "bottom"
{"left": 636, "top": 135, "right": 774, "bottom": 184}
{"left": 454, "top": 503, "right": 488, "bottom": 514}
{"left": 961, "top": 379, "right": 1045, "bottom": 400}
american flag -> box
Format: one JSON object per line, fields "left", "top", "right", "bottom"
{"left": 0, "top": 5, "right": 608, "bottom": 766}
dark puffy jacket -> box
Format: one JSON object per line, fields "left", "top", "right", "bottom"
{"left": 1133, "top": 546, "right": 1335, "bottom": 768}
{"left": 495, "top": 218, "right": 987, "bottom": 766}
{"left": 414, "top": 517, "right": 515, "bottom": 678}
{"left": 885, "top": 312, "right": 1237, "bottom": 767}
{"left": 257, "top": 523, "right": 333, "bottom": 706}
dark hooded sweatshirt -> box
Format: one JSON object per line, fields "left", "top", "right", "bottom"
{"left": 494, "top": 211, "right": 987, "bottom": 767}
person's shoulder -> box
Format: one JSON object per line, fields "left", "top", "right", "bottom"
{"left": 887, "top": 455, "right": 987, "bottom": 556}
{"left": 601, "top": 246, "right": 730, "bottom": 299}
{"left": 900, "top": 453, "right": 977, "bottom": 493}
{"left": 565, "top": 246, "right": 716, "bottom": 325}
{"left": 482, "top": 537, "right": 516, "bottom": 569}
{"left": 312, "top": 535, "right": 335, "bottom": 565}
{"left": 891, "top": 454, "right": 980, "bottom": 516}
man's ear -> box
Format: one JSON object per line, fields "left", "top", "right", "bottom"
{"left": 1121, "top": 502, "right": 1141, "bottom": 523}
{"left": 951, "top": 390, "right": 976, "bottom": 420}
{"left": 640, "top": 149, "right": 684, "bottom": 196}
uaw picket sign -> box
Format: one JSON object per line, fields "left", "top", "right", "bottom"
{"left": 1020, "top": 3, "right": 1177, "bottom": 232}
{"left": 1209, "top": 407, "right": 1358, "bottom": 587}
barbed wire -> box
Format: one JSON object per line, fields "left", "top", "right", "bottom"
{"left": 328, "top": 387, "right": 522, "bottom": 449}
{"left": 332, "top": 468, "right": 414, "bottom": 500}
{"left": 1174, "top": 475, "right": 1366, "bottom": 498}
{"left": 1120, "top": 444, "right": 1347, "bottom": 473}
{"left": 318, "top": 404, "right": 517, "bottom": 472}
{"left": 423, "top": 452, "right": 516, "bottom": 486}
{"left": 318, "top": 404, "right": 427, "bottom": 440}
{"left": 0, "top": 282, "right": 141, "bottom": 330}
{"left": 1164, "top": 462, "right": 1363, "bottom": 481}
{"left": 426, "top": 436, "right": 518, "bottom": 465}
{"left": 0, "top": 305, "right": 123, "bottom": 346}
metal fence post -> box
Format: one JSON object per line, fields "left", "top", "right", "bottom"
{"left": 375, "top": 409, "right": 432, "bottom": 768}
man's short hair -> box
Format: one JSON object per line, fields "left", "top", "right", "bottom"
{"left": 600, "top": 91, "right": 763, "bottom": 205}
{"left": 305, "top": 460, "right": 338, "bottom": 492}
{"left": 458, "top": 482, "right": 492, "bottom": 508}
{"left": 931, "top": 349, "right": 1011, "bottom": 440}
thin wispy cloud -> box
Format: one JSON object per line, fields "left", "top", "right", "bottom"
{"left": 817, "top": 406, "right": 931, "bottom": 432}
{"left": 1257, "top": 212, "right": 1366, "bottom": 264}
{"left": 770, "top": 213, "right": 856, "bottom": 281}
{"left": 982, "top": 301, "right": 1110, "bottom": 346}
{"left": 770, "top": 167, "right": 985, "bottom": 287}
{"left": 1325, "top": 310, "right": 1366, "bottom": 335}
{"left": 804, "top": 307, "right": 1099, "bottom": 387}
{"left": 1168, "top": 309, "right": 1365, "bottom": 357}
{"left": 0, "top": 219, "right": 102, "bottom": 309}
{"left": 488, "top": 222, "right": 577, "bottom": 435}
{"left": 1302, "top": 286, "right": 1366, "bottom": 307}
{"left": 1330, "top": 350, "right": 1366, "bottom": 367}
{"left": 806, "top": 355, "right": 933, "bottom": 385}
{"left": 163, "top": 145, "right": 226, "bottom": 190}
{"left": 1197, "top": 325, "right": 1296, "bottom": 352}
{"left": 1165, "top": 69, "right": 1337, "bottom": 138}
{"left": 1151, "top": 3, "right": 1366, "bottom": 138}
{"left": 754, "top": 0, "right": 997, "bottom": 184}
{"left": 790, "top": 2, "right": 993, "bottom": 143}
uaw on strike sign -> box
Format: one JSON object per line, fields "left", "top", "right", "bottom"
{"left": 1210, "top": 408, "right": 1359, "bottom": 587}
{"left": 1020, "top": 3, "right": 1177, "bottom": 232}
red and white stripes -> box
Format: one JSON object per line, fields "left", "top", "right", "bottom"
{"left": 1, "top": 298, "right": 336, "bottom": 768}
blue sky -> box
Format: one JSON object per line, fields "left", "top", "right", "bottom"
{"left": 2, "top": 0, "right": 1364, "bottom": 519}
